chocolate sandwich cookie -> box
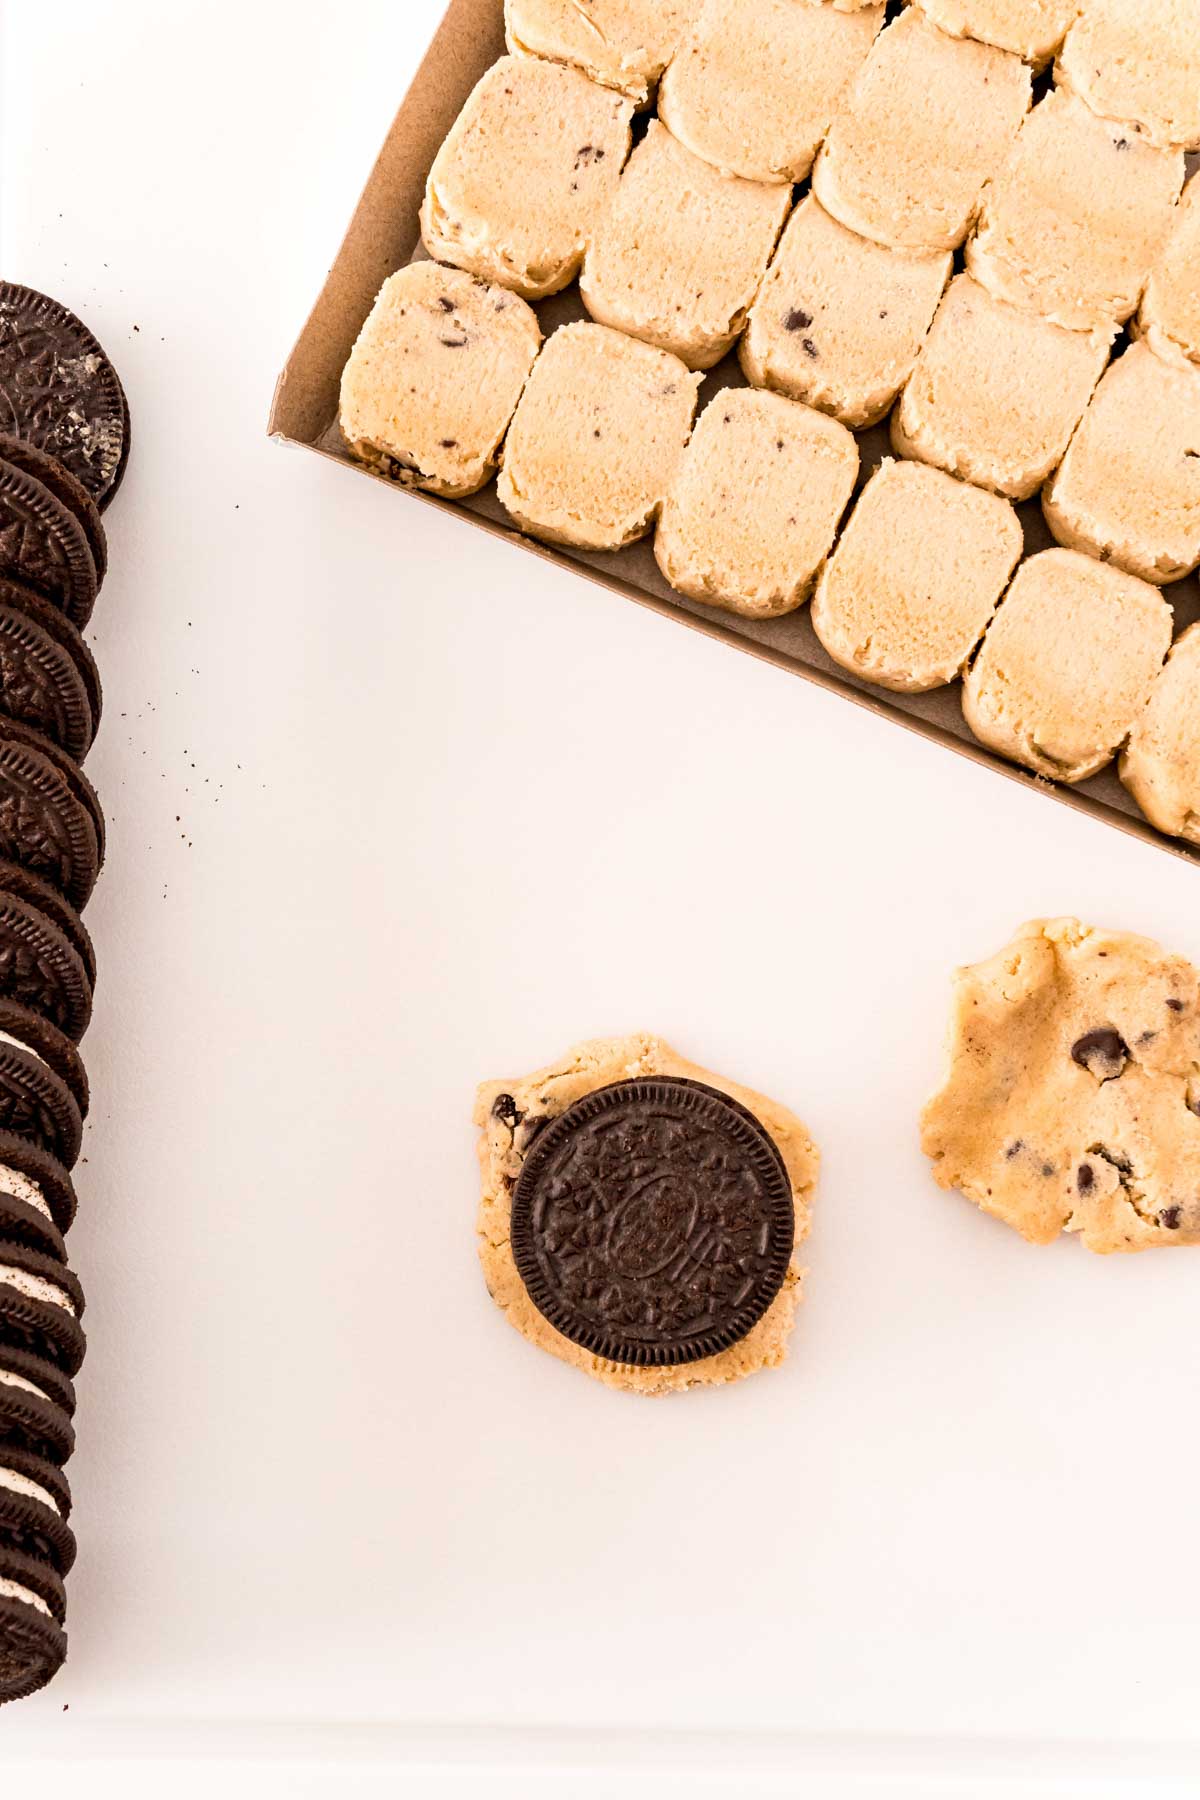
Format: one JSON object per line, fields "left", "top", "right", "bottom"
{"left": 0, "top": 859, "right": 96, "bottom": 991}
{"left": 0, "top": 586, "right": 96, "bottom": 762}
{"left": 0, "top": 1347, "right": 75, "bottom": 1464}
{"left": 0, "top": 438, "right": 106, "bottom": 588}
{"left": 0, "top": 1243, "right": 85, "bottom": 1377}
{"left": 0, "top": 282, "right": 130, "bottom": 511}
{"left": 0, "top": 1543, "right": 67, "bottom": 1704}
{"left": 0, "top": 1448, "right": 74, "bottom": 1575}
{"left": 0, "top": 717, "right": 102, "bottom": 909}
{"left": 0, "top": 888, "right": 93, "bottom": 1043}
{"left": 0, "top": 1135, "right": 78, "bottom": 1240}
{"left": 510, "top": 1077, "right": 796, "bottom": 1367}
{"left": 0, "top": 1009, "right": 84, "bottom": 1166}
{"left": 0, "top": 459, "right": 96, "bottom": 629}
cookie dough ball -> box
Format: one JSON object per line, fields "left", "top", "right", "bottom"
{"left": 657, "top": 0, "right": 883, "bottom": 185}
{"left": 962, "top": 548, "right": 1173, "bottom": 783}
{"left": 420, "top": 56, "right": 633, "bottom": 299}
{"left": 811, "top": 459, "right": 1022, "bottom": 691}
{"left": 1120, "top": 624, "right": 1200, "bottom": 846}
{"left": 967, "top": 89, "right": 1186, "bottom": 332}
{"left": 1056, "top": 0, "right": 1200, "bottom": 153}
{"left": 922, "top": 917, "right": 1200, "bottom": 1253}
{"left": 654, "top": 388, "right": 858, "bottom": 618}
{"left": 910, "top": 0, "right": 1080, "bottom": 62}
{"left": 812, "top": 9, "right": 1030, "bottom": 252}
{"left": 339, "top": 264, "right": 541, "bottom": 499}
{"left": 497, "top": 322, "right": 701, "bottom": 550}
{"left": 504, "top": 0, "right": 696, "bottom": 104}
{"left": 579, "top": 122, "right": 791, "bottom": 370}
{"left": 475, "top": 1034, "right": 819, "bottom": 1394}
{"left": 741, "top": 195, "right": 951, "bottom": 429}
{"left": 1043, "top": 344, "right": 1200, "bottom": 586}
{"left": 892, "top": 274, "right": 1113, "bottom": 501}
{"left": 1137, "top": 176, "right": 1200, "bottom": 370}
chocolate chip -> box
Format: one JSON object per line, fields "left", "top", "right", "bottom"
{"left": 783, "top": 309, "right": 812, "bottom": 332}
{"left": 1041, "top": 1164, "right": 1055, "bottom": 1178}
{"left": 801, "top": 338, "right": 819, "bottom": 359}
{"left": 439, "top": 439, "right": 458, "bottom": 449}
{"left": 1166, "top": 997, "right": 1185, "bottom": 1011}
{"left": 1137, "top": 1030, "right": 1158, "bottom": 1045}
{"left": 1115, "top": 137, "right": 1129, "bottom": 150}
{"left": 1005, "top": 1139, "right": 1024, "bottom": 1159}
{"left": 1077, "top": 1164, "right": 1095, "bottom": 1194}
{"left": 574, "top": 144, "right": 605, "bottom": 169}
{"left": 1160, "top": 1206, "right": 1182, "bottom": 1230}
{"left": 437, "top": 297, "right": 455, "bottom": 312}
{"left": 1071, "top": 1028, "right": 1130, "bottom": 1080}
{"left": 491, "top": 1093, "right": 521, "bottom": 1128}
{"left": 440, "top": 336, "right": 469, "bottom": 349}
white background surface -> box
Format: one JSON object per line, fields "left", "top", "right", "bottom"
{"left": 2, "top": 2, "right": 1200, "bottom": 1793}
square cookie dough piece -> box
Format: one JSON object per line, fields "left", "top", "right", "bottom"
{"left": 654, "top": 388, "right": 858, "bottom": 618}
{"left": 475, "top": 1034, "right": 819, "bottom": 1395}
{"left": 338, "top": 264, "right": 541, "bottom": 499}
{"left": 911, "top": 0, "right": 1081, "bottom": 63}
{"left": 1056, "top": 0, "right": 1200, "bottom": 153}
{"left": 966, "top": 89, "right": 1186, "bottom": 331}
{"left": 579, "top": 122, "right": 791, "bottom": 370}
{"left": 1137, "top": 177, "right": 1200, "bottom": 370}
{"left": 1121, "top": 624, "right": 1200, "bottom": 846}
{"left": 421, "top": 56, "right": 633, "bottom": 299}
{"left": 811, "top": 459, "right": 1022, "bottom": 690}
{"left": 497, "top": 322, "right": 701, "bottom": 550}
{"left": 740, "top": 195, "right": 952, "bottom": 429}
{"left": 504, "top": 0, "right": 696, "bottom": 104}
{"left": 892, "top": 274, "right": 1113, "bottom": 501}
{"left": 1043, "top": 344, "right": 1200, "bottom": 586}
{"left": 962, "top": 548, "right": 1173, "bottom": 782}
{"left": 657, "top": 0, "right": 884, "bottom": 186}
{"left": 811, "top": 9, "right": 1030, "bottom": 252}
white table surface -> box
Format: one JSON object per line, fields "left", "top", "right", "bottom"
{"left": 3, "top": 3, "right": 1200, "bottom": 1793}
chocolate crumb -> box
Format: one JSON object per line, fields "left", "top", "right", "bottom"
{"left": 784, "top": 308, "right": 812, "bottom": 332}
{"left": 1115, "top": 137, "right": 1129, "bottom": 150}
{"left": 801, "top": 337, "right": 819, "bottom": 359}
{"left": 491, "top": 1093, "right": 521, "bottom": 1129}
{"left": 1077, "top": 1163, "right": 1095, "bottom": 1194}
{"left": 440, "top": 336, "right": 469, "bottom": 349}
{"left": 1005, "top": 1140, "right": 1025, "bottom": 1159}
{"left": 438, "top": 297, "right": 455, "bottom": 312}
{"left": 1167, "top": 997, "right": 1185, "bottom": 1011}
{"left": 1041, "top": 1164, "right": 1055, "bottom": 1178}
{"left": 1160, "top": 1206, "right": 1182, "bottom": 1230}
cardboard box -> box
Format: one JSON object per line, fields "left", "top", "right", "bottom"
{"left": 268, "top": 0, "right": 1200, "bottom": 867}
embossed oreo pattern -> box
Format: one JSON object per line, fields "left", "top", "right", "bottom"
{"left": 0, "top": 737, "right": 99, "bottom": 909}
{"left": 0, "top": 284, "right": 129, "bottom": 512}
{"left": 0, "top": 606, "right": 92, "bottom": 760}
{"left": 510, "top": 1078, "right": 795, "bottom": 1366}
{"left": 0, "top": 894, "right": 92, "bottom": 1044}
{"left": 0, "top": 464, "right": 96, "bottom": 627}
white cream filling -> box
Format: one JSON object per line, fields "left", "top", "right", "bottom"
{"left": 0, "top": 1466, "right": 59, "bottom": 1516}
{"left": 0, "top": 1164, "right": 50, "bottom": 1221}
{"left": 0, "top": 1267, "right": 75, "bottom": 1317}
{"left": 0, "top": 1368, "right": 50, "bottom": 1403}
{"left": 0, "top": 1575, "right": 50, "bottom": 1618}
{"left": 0, "top": 1032, "right": 48, "bottom": 1074}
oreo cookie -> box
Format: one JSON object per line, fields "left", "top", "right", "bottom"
{"left": 0, "top": 282, "right": 130, "bottom": 511}
{"left": 0, "top": 859, "right": 96, "bottom": 990}
{"left": 0, "top": 1242, "right": 85, "bottom": 1377}
{"left": 0, "top": 1448, "right": 74, "bottom": 1575}
{"left": 510, "top": 1077, "right": 795, "bottom": 1367}
{"left": 0, "top": 458, "right": 96, "bottom": 628}
{"left": 0, "top": 1347, "right": 75, "bottom": 1464}
{"left": 0, "top": 1135, "right": 78, "bottom": 1238}
{"left": 0, "top": 1014, "right": 83, "bottom": 1167}
{"left": 0, "top": 584, "right": 97, "bottom": 760}
{"left": 0, "top": 888, "right": 93, "bottom": 1042}
{"left": 0, "top": 437, "right": 106, "bottom": 588}
{"left": 0, "top": 1544, "right": 67, "bottom": 1704}
{"left": 0, "top": 718, "right": 102, "bottom": 911}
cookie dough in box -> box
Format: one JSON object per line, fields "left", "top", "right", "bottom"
{"left": 475, "top": 1034, "right": 819, "bottom": 1394}
{"left": 1137, "top": 177, "right": 1200, "bottom": 370}
{"left": 654, "top": 388, "right": 858, "bottom": 619}
{"left": 421, "top": 56, "right": 632, "bottom": 299}
{"left": 1057, "top": 0, "right": 1200, "bottom": 153}
{"left": 580, "top": 121, "right": 791, "bottom": 370}
{"left": 657, "top": 0, "right": 883, "bottom": 185}
{"left": 1043, "top": 343, "right": 1200, "bottom": 586}
{"left": 966, "top": 89, "right": 1185, "bottom": 331}
{"left": 892, "top": 274, "right": 1113, "bottom": 501}
{"left": 812, "top": 9, "right": 1030, "bottom": 252}
{"left": 811, "top": 459, "right": 1022, "bottom": 691}
{"left": 962, "top": 548, "right": 1173, "bottom": 783}
{"left": 911, "top": 0, "right": 1080, "bottom": 63}
{"left": 497, "top": 322, "right": 701, "bottom": 550}
{"left": 339, "top": 264, "right": 541, "bottom": 498}
{"left": 1121, "top": 625, "right": 1200, "bottom": 846}
{"left": 504, "top": 0, "right": 696, "bottom": 104}
{"left": 741, "top": 195, "right": 951, "bottom": 429}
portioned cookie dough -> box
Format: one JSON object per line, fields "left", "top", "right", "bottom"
{"left": 654, "top": 388, "right": 858, "bottom": 618}
{"left": 1138, "top": 177, "right": 1200, "bottom": 369}
{"left": 812, "top": 9, "right": 1030, "bottom": 252}
{"left": 475, "top": 1034, "right": 819, "bottom": 1394}
{"left": 505, "top": 0, "right": 696, "bottom": 104}
{"left": 1057, "top": 0, "right": 1200, "bottom": 153}
{"left": 579, "top": 121, "right": 792, "bottom": 370}
{"left": 741, "top": 195, "right": 952, "bottom": 429}
{"left": 1043, "top": 344, "right": 1200, "bottom": 586}
{"left": 966, "top": 89, "right": 1185, "bottom": 331}
{"left": 1120, "top": 625, "right": 1200, "bottom": 845}
{"left": 657, "top": 0, "right": 883, "bottom": 185}
{"left": 420, "top": 56, "right": 632, "bottom": 299}
{"left": 922, "top": 918, "right": 1200, "bottom": 1253}
{"left": 912, "top": 0, "right": 1080, "bottom": 62}
{"left": 962, "top": 548, "right": 1173, "bottom": 782}
{"left": 892, "top": 274, "right": 1113, "bottom": 501}
{"left": 496, "top": 322, "right": 701, "bottom": 551}
{"left": 811, "top": 459, "right": 1022, "bottom": 691}
{"left": 338, "top": 264, "right": 541, "bottom": 499}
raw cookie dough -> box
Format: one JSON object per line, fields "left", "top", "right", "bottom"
{"left": 1120, "top": 624, "right": 1200, "bottom": 845}
{"left": 966, "top": 89, "right": 1186, "bottom": 331}
{"left": 579, "top": 121, "right": 792, "bottom": 370}
{"left": 811, "top": 458, "right": 1022, "bottom": 690}
{"left": 961, "top": 548, "right": 1173, "bottom": 782}
{"left": 1137, "top": 176, "right": 1200, "bottom": 369}
{"left": 921, "top": 917, "right": 1200, "bottom": 1253}
{"left": 657, "top": 0, "right": 883, "bottom": 185}
{"left": 1043, "top": 343, "right": 1200, "bottom": 586}
{"left": 910, "top": 0, "right": 1080, "bottom": 63}
{"left": 420, "top": 56, "right": 633, "bottom": 299}
{"left": 891, "top": 273, "right": 1113, "bottom": 501}
{"left": 339, "top": 264, "right": 541, "bottom": 499}
{"left": 740, "top": 195, "right": 952, "bottom": 429}
{"left": 475, "top": 1034, "right": 819, "bottom": 1393}
{"left": 496, "top": 322, "right": 701, "bottom": 550}
{"left": 504, "top": 0, "right": 696, "bottom": 104}
{"left": 1056, "top": 0, "right": 1200, "bottom": 153}
{"left": 811, "top": 9, "right": 1030, "bottom": 252}
{"left": 654, "top": 387, "right": 859, "bottom": 618}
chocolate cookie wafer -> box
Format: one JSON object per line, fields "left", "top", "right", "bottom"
{"left": 0, "top": 860, "right": 96, "bottom": 991}
{"left": 0, "top": 1347, "right": 75, "bottom": 1464}
{"left": 0, "top": 459, "right": 96, "bottom": 628}
{"left": 0, "top": 718, "right": 102, "bottom": 909}
{"left": 0, "top": 1007, "right": 84, "bottom": 1166}
{"left": 0, "top": 1135, "right": 78, "bottom": 1240}
{"left": 0, "top": 437, "right": 106, "bottom": 588}
{"left": 0, "top": 887, "right": 93, "bottom": 1043}
{"left": 0, "top": 1243, "right": 85, "bottom": 1377}
{"left": 0, "top": 586, "right": 96, "bottom": 762}
{"left": 0, "top": 1543, "right": 67, "bottom": 1704}
{"left": 0, "top": 283, "right": 130, "bottom": 512}
{"left": 0, "top": 1448, "right": 74, "bottom": 1576}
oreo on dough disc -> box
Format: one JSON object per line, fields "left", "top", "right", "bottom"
{"left": 510, "top": 1077, "right": 795, "bottom": 1367}
{"left": 0, "top": 435, "right": 106, "bottom": 587}
{"left": 0, "top": 459, "right": 96, "bottom": 629}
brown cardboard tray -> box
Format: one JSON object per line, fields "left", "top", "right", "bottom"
{"left": 268, "top": 0, "right": 1200, "bottom": 867}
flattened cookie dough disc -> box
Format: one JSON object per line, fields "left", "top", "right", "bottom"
{"left": 912, "top": 0, "right": 1081, "bottom": 63}
{"left": 475, "top": 1035, "right": 818, "bottom": 1394}
{"left": 1120, "top": 624, "right": 1200, "bottom": 846}
{"left": 922, "top": 918, "right": 1200, "bottom": 1253}
{"left": 1137, "top": 176, "right": 1200, "bottom": 370}
{"left": 1056, "top": 0, "right": 1200, "bottom": 153}
{"left": 504, "top": 0, "right": 696, "bottom": 104}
